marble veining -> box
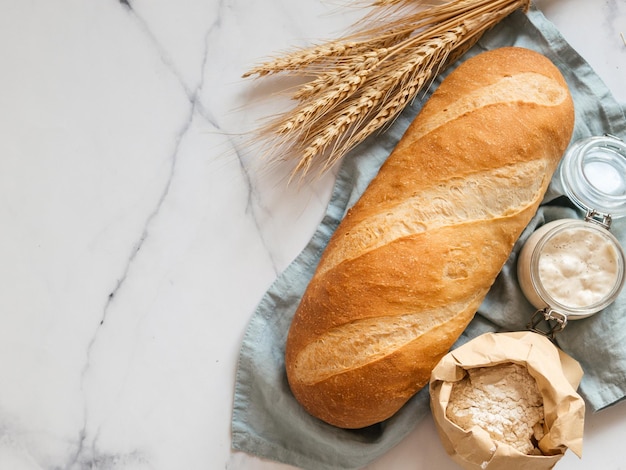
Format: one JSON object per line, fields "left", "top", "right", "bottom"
{"left": 0, "top": 1, "right": 624, "bottom": 469}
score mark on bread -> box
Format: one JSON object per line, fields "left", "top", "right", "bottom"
{"left": 319, "top": 159, "right": 549, "bottom": 276}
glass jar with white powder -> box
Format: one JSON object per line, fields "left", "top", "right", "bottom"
{"left": 517, "top": 135, "right": 626, "bottom": 337}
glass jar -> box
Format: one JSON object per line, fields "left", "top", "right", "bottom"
{"left": 517, "top": 134, "right": 626, "bottom": 337}
{"left": 560, "top": 135, "right": 626, "bottom": 221}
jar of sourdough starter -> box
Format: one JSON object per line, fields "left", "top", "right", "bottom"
{"left": 518, "top": 135, "right": 626, "bottom": 337}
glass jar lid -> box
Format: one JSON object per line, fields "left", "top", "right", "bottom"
{"left": 560, "top": 134, "right": 626, "bottom": 219}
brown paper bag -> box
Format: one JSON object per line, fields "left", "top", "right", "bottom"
{"left": 429, "top": 331, "right": 585, "bottom": 470}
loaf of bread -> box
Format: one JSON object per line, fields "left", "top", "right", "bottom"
{"left": 285, "top": 47, "right": 575, "bottom": 429}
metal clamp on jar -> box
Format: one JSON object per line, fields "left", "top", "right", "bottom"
{"left": 517, "top": 135, "right": 626, "bottom": 339}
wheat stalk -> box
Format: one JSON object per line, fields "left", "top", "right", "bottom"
{"left": 245, "top": 0, "right": 531, "bottom": 181}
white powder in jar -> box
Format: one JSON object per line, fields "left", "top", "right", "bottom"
{"left": 537, "top": 226, "right": 620, "bottom": 309}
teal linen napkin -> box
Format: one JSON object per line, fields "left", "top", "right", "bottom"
{"left": 232, "top": 5, "right": 626, "bottom": 470}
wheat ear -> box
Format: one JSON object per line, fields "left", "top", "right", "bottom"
{"left": 245, "top": 0, "right": 531, "bottom": 181}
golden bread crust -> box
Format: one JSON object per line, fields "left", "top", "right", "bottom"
{"left": 285, "top": 47, "right": 575, "bottom": 429}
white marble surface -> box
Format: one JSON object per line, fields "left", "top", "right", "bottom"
{"left": 0, "top": 1, "right": 624, "bottom": 469}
